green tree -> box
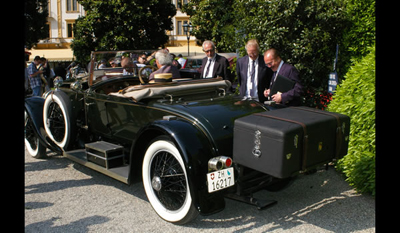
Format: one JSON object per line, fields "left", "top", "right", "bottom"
{"left": 182, "top": 0, "right": 236, "bottom": 52}
{"left": 338, "top": 0, "right": 375, "bottom": 76}
{"left": 185, "top": 0, "right": 350, "bottom": 107}
{"left": 327, "top": 45, "right": 375, "bottom": 196}
{"left": 24, "top": 0, "right": 49, "bottom": 49}
{"left": 72, "top": 0, "right": 176, "bottom": 62}
{"left": 234, "top": 0, "right": 349, "bottom": 96}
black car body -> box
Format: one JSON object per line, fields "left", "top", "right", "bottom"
{"left": 25, "top": 50, "right": 350, "bottom": 224}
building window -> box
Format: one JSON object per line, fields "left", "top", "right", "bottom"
{"left": 66, "top": 20, "right": 75, "bottom": 38}
{"left": 66, "top": 0, "right": 79, "bottom": 12}
{"left": 177, "top": 0, "right": 188, "bottom": 9}
{"left": 47, "top": 22, "right": 51, "bottom": 39}
{"left": 176, "top": 20, "right": 188, "bottom": 35}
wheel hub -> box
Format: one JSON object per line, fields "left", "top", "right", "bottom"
{"left": 151, "top": 176, "right": 162, "bottom": 191}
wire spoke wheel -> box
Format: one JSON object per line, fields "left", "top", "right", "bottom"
{"left": 43, "top": 91, "right": 74, "bottom": 151}
{"left": 142, "top": 136, "right": 198, "bottom": 224}
{"left": 151, "top": 151, "right": 187, "bottom": 211}
{"left": 24, "top": 111, "right": 46, "bottom": 159}
{"left": 47, "top": 102, "right": 66, "bottom": 143}
{"left": 25, "top": 115, "right": 38, "bottom": 151}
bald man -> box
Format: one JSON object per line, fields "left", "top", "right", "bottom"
{"left": 121, "top": 57, "right": 137, "bottom": 76}
{"left": 263, "top": 48, "right": 303, "bottom": 106}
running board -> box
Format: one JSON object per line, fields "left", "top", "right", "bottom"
{"left": 64, "top": 149, "right": 130, "bottom": 184}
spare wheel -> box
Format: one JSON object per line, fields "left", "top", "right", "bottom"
{"left": 43, "top": 91, "right": 75, "bottom": 151}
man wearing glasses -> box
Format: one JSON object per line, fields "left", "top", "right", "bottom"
{"left": 263, "top": 48, "right": 303, "bottom": 106}
{"left": 137, "top": 53, "right": 149, "bottom": 65}
{"left": 200, "top": 40, "right": 230, "bottom": 80}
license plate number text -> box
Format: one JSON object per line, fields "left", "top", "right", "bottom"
{"left": 207, "top": 167, "right": 235, "bottom": 193}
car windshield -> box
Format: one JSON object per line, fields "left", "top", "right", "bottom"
{"left": 89, "top": 50, "right": 156, "bottom": 85}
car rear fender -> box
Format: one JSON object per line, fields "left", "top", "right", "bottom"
{"left": 132, "top": 118, "right": 226, "bottom": 215}
{"left": 24, "top": 97, "right": 63, "bottom": 154}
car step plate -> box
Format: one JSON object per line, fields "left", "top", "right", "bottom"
{"left": 207, "top": 167, "right": 235, "bottom": 193}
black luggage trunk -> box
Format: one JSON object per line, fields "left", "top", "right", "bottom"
{"left": 233, "top": 107, "right": 350, "bottom": 179}
{"left": 85, "top": 141, "right": 125, "bottom": 169}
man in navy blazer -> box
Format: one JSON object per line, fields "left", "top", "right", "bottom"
{"left": 200, "top": 40, "right": 230, "bottom": 81}
{"left": 236, "top": 39, "right": 272, "bottom": 103}
{"left": 263, "top": 48, "right": 303, "bottom": 106}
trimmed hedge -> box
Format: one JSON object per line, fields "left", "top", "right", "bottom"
{"left": 327, "top": 45, "right": 375, "bottom": 196}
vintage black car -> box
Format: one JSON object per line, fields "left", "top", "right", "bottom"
{"left": 24, "top": 50, "right": 350, "bottom": 225}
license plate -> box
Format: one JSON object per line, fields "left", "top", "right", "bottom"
{"left": 207, "top": 167, "right": 235, "bottom": 193}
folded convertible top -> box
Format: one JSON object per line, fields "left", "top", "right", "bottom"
{"left": 109, "top": 79, "right": 231, "bottom": 102}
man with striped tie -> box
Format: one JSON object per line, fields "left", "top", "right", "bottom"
{"left": 236, "top": 39, "right": 272, "bottom": 103}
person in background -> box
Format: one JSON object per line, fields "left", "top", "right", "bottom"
{"left": 27, "top": 56, "right": 43, "bottom": 96}
{"left": 177, "top": 54, "right": 186, "bottom": 68}
{"left": 236, "top": 39, "right": 272, "bottom": 103}
{"left": 40, "top": 57, "right": 52, "bottom": 89}
{"left": 121, "top": 57, "right": 137, "bottom": 76}
{"left": 144, "top": 51, "right": 157, "bottom": 65}
{"left": 25, "top": 48, "right": 31, "bottom": 94}
{"left": 98, "top": 59, "right": 107, "bottom": 69}
{"left": 136, "top": 53, "right": 153, "bottom": 77}
{"left": 200, "top": 40, "right": 230, "bottom": 80}
{"left": 109, "top": 57, "right": 118, "bottom": 68}
{"left": 170, "top": 53, "right": 181, "bottom": 69}
{"left": 263, "top": 48, "right": 303, "bottom": 106}
{"left": 136, "top": 53, "right": 149, "bottom": 66}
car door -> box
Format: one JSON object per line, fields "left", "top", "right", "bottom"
{"left": 103, "top": 95, "right": 152, "bottom": 144}
{"left": 85, "top": 89, "right": 112, "bottom": 137}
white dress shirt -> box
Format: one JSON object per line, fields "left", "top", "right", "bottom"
{"left": 203, "top": 54, "right": 217, "bottom": 78}
{"left": 245, "top": 57, "right": 259, "bottom": 100}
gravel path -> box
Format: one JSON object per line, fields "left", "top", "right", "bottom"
{"left": 25, "top": 150, "right": 375, "bottom": 232}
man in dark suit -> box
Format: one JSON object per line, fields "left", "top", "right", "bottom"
{"left": 263, "top": 48, "right": 303, "bottom": 106}
{"left": 200, "top": 40, "right": 230, "bottom": 80}
{"left": 149, "top": 49, "right": 181, "bottom": 81}
{"left": 236, "top": 39, "right": 272, "bottom": 103}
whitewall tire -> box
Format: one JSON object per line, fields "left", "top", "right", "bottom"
{"left": 43, "top": 91, "right": 73, "bottom": 151}
{"left": 142, "top": 136, "right": 198, "bottom": 224}
{"left": 25, "top": 111, "right": 47, "bottom": 159}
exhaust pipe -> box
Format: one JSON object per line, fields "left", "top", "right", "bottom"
{"left": 208, "top": 156, "right": 233, "bottom": 171}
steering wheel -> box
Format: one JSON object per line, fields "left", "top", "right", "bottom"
{"left": 138, "top": 65, "right": 158, "bottom": 84}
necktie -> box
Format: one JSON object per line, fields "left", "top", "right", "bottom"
{"left": 204, "top": 59, "right": 212, "bottom": 78}
{"left": 250, "top": 60, "right": 256, "bottom": 98}
{"left": 270, "top": 71, "right": 277, "bottom": 88}
{"left": 251, "top": 60, "right": 256, "bottom": 81}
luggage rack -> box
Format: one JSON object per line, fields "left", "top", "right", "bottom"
{"left": 225, "top": 164, "right": 278, "bottom": 210}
